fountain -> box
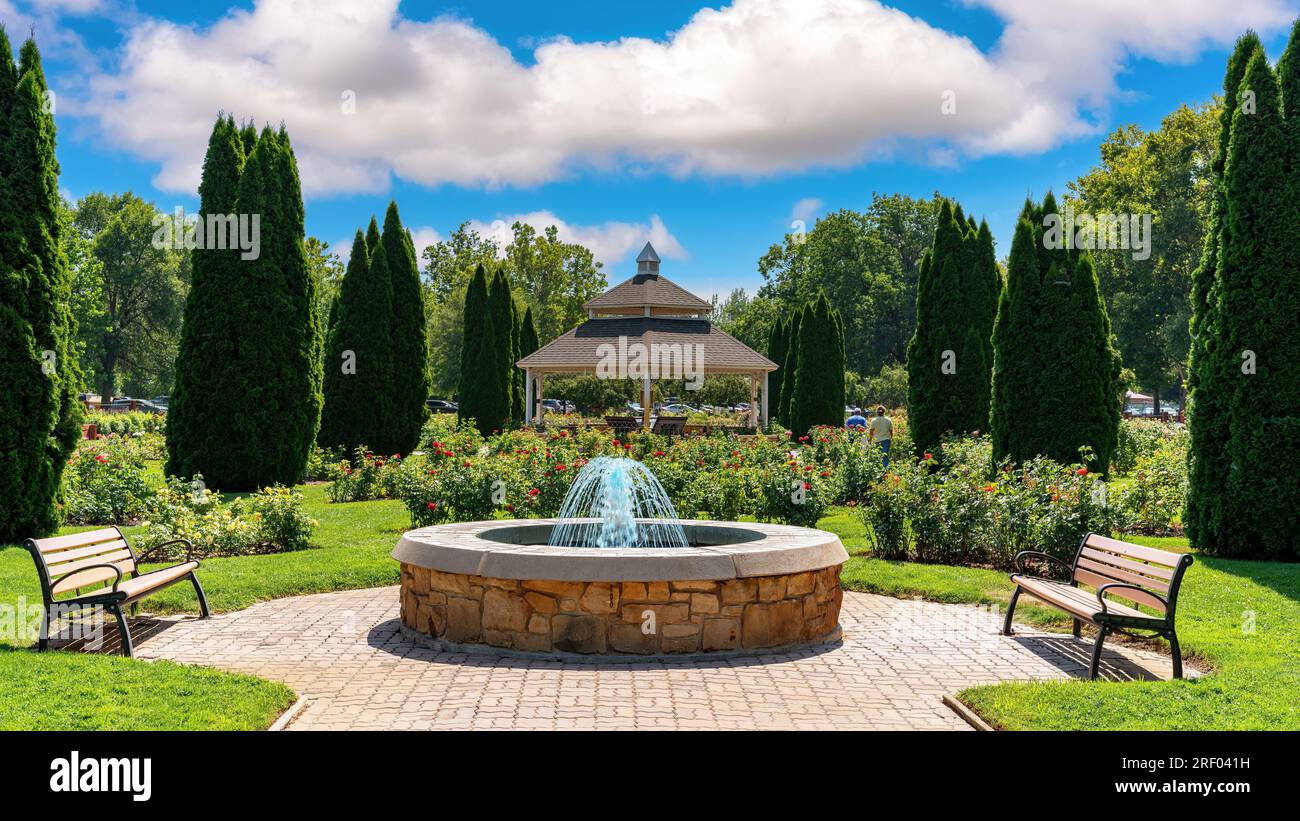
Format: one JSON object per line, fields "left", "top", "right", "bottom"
{"left": 548, "top": 457, "right": 689, "bottom": 549}
{"left": 393, "top": 455, "right": 848, "bottom": 657}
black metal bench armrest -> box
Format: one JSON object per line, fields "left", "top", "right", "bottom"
{"left": 135, "top": 538, "right": 196, "bottom": 565}
{"left": 53, "top": 563, "right": 124, "bottom": 596}
{"left": 1096, "top": 583, "right": 1168, "bottom": 617}
{"left": 1013, "top": 550, "right": 1073, "bottom": 578}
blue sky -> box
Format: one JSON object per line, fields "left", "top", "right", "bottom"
{"left": 11, "top": 0, "right": 1300, "bottom": 299}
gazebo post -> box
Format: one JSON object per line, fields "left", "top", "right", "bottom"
{"left": 524, "top": 368, "right": 534, "bottom": 426}
{"left": 761, "top": 371, "right": 769, "bottom": 428}
{"left": 536, "top": 373, "right": 546, "bottom": 426}
{"left": 641, "top": 374, "right": 652, "bottom": 431}
{"left": 749, "top": 373, "right": 759, "bottom": 429}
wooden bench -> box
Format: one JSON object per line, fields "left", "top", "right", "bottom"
{"left": 24, "top": 526, "right": 209, "bottom": 657}
{"left": 651, "top": 415, "right": 687, "bottom": 441}
{"left": 604, "top": 415, "right": 642, "bottom": 437}
{"left": 1003, "top": 532, "right": 1194, "bottom": 679}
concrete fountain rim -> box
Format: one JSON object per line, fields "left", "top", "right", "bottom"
{"left": 391, "top": 518, "right": 849, "bottom": 582}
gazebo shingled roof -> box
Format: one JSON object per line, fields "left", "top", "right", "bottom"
{"left": 517, "top": 242, "right": 776, "bottom": 428}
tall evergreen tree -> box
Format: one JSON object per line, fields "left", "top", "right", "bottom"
{"left": 174, "top": 126, "right": 321, "bottom": 489}
{"left": 766, "top": 316, "right": 789, "bottom": 425}
{"left": 990, "top": 195, "right": 1122, "bottom": 474}
{"left": 319, "top": 230, "right": 392, "bottom": 454}
{"left": 167, "top": 116, "right": 245, "bottom": 483}
{"left": 484, "top": 268, "right": 516, "bottom": 433}
{"left": 780, "top": 307, "right": 802, "bottom": 428}
{"left": 0, "top": 32, "right": 82, "bottom": 541}
{"left": 516, "top": 305, "right": 539, "bottom": 422}
{"left": 1190, "top": 45, "right": 1300, "bottom": 558}
{"left": 381, "top": 202, "right": 429, "bottom": 455}
{"left": 790, "top": 293, "right": 845, "bottom": 436}
{"left": 457, "top": 264, "right": 490, "bottom": 430}
{"left": 1186, "top": 32, "right": 1264, "bottom": 551}
{"left": 907, "top": 201, "right": 1000, "bottom": 457}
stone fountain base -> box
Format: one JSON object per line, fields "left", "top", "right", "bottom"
{"left": 393, "top": 520, "right": 848, "bottom": 657}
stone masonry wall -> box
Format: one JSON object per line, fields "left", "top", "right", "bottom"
{"left": 399, "top": 564, "right": 844, "bottom": 655}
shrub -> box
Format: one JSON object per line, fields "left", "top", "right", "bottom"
{"left": 86, "top": 411, "right": 165, "bottom": 436}
{"left": 1112, "top": 438, "right": 1187, "bottom": 535}
{"left": 326, "top": 447, "right": 406, "bottom": 502}
{"left": 141, "top": 476, "right": 315, "bottom": 559}
{"left": 62, "top": 439, "right": 155, "bottom": 525}
{"left": 857, "top": 436, "right": 1114, "bottom": 570}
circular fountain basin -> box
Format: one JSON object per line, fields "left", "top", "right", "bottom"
{"left": 392, "top": 519, "right": 849, "bottom": 658}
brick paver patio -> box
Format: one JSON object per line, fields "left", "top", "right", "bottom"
{"left": 121, "top": 587, "right": 1187, "bottom": 730}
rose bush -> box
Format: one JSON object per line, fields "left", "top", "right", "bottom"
{"left": 62, "top": 438, "right": 156, "bottom": 525}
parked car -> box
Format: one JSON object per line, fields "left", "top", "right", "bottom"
{"left": 426, "top": 398, "right": 457, "bottom": 414}
{"left": 103, "top": 398, "right": 166, "bottom": 414}
{"left": 151, "top": 395, "right": 169, "bottom": 409}
{"left": 625, "top": 402, "right": 643, "bottom": 415}
{"left": 541, "top": 398, "right": 574, "bottom": 413}
{"left": 660, "top": 403, "right": 697, "bottom": 415}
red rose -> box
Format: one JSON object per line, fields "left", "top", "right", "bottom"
{"left": 462, "top": 460, "right": 472, "bottom": 468}
{"left": 426, "top": 502, "right": 437, "bottom": 510}
{"left": 1077, "top": 467, "right": 1088, "bottom": 476}
{"left": 923, "top": 452, "right": 933, "bottom": 460}
{"left": 983, "top": 484, "right": 995, "bottom": 493}
{"left": 528, "top": 488, "right": 540, "bottom": 497}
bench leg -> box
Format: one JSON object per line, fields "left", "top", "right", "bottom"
{"left": 1002, "top": 587, "right": 1021, "bottom": 636}
{"left": 191, "top": 574, "right": 211, "bottom": 619}
{"left": 38, "top": 605, "right": 50, "bottom": 651}
{"left": 110, "top": 604, "right": 134, "bottom": 658}
{"left": 1089, "top": 625, "right": 1109, "bottom": 680}
{"left": 1168, "top": 630, "right": 1183, "bottom": 680}
{"left": 1072, "top": 618, "right": 1081, "bottom": 638}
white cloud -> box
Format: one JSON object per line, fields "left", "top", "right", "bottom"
{"left": 467, "top": 212, "right": 685, "bottom": 267}
{"left": 790, "top": 198, "right": 822, "bottom": 224}
{"left": 407, "top": 226, "right": 443, "bottom": 256}
{"left": 75, "top": 0, "right": 1297, "bottom": 195}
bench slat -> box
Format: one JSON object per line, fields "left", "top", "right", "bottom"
{"left": 1073, "top": 567, "right": 1167, "bottom": 612}
{"left": 1083, "top": 533, "right": 1183, "bottom": 568}
{"left": 1079, "top": 546, "right": 1176, "bottom": 581}
{"left": 1012, "top": 576, "right": 1154, "bottom": 622}
{"left": 42, "top": 539, "right": 131, "bottom": 567}
{"left": 47, "top": 549, "right": 134, "bottom": 580}
{"left": 34, "top": 527, "right": 122, "bottom": 554}
{"left": 51, "top": 564, "right": 130, "bottom": 596}
{"left": 1075, "top": 555, "right": 1172, "bottom": 595}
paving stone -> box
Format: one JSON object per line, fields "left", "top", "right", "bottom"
{"left": 128, "top": 586, "right": 1188, "bottom": 731}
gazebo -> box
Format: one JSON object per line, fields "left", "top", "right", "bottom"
{"left": 517, "top": 243, "right": 777, "bottom": 430}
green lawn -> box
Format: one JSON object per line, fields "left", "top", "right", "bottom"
{"left": 821, "top": 508, "right": 1300, "bottom": 730}
{"left": 2, "top": 489, "right": 1295, "bottom": 730}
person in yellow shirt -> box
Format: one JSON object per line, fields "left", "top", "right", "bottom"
{"left": 868, "top": 405, "right": 893, "bottom": 467}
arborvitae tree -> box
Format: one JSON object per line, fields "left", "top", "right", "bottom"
{"left": 381, "top": 202, "right": 429, "bottom": 456}
{"left": 470, "top": 299, "right": 506, "bottom": 436}
{"left": 0, "top": 33, "right": 82, "bottom": 541}
{"left": 319, "top": 230, "right": 394, "bottom": 454}
{"left": 168, "top": 116, "right": 245, "bottom": 483}
{"left": 990, "top": 195, "right": 1121, "bottom": 474}
{"left": 484, "top": 269, "right": 516, "bottom": 434}
{"left": 1191, "top": 45, "right": 1300, "bottom": 558}
{"left": 907, "top": 201, "right": 1000, "bottom": 456}
{"left": 364, "top": 217, "right": 381, "bottom": 257}
{"left": 780, "top": 307, "right": 803, "bottom": 428}
{"left": 790, "top": 293, "right": 845, "bottom": 436}
{"left": 263, "top": 126, "right": 323, "bottom": 482}
{"left": 457, "top": 264, "right": 490, "bottom": 430}
{"left": 766, "top": 316, "right": 789, "bottom": 425}
{"left": 516, "top": 305, "right": 539, "bottom": 422}
{"left": 1186, "top": 32, "right": 1263, "bottom": 552}
{"left": 179, "top": 126, "right": 321, "bottom": 489}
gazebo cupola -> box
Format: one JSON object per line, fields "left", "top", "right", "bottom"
{"left": 585, "top": 243, "right": 712, "bottom": 319}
